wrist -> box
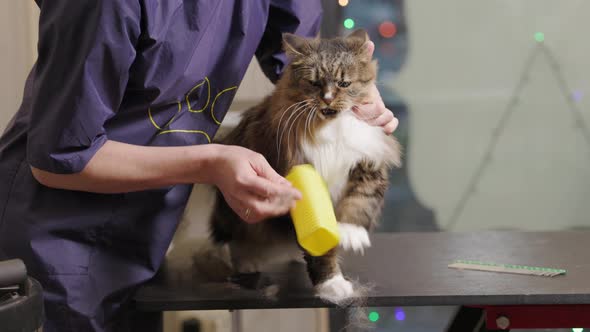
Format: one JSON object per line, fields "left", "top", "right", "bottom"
{"left": 188, "top": 143, "right": 224, "bottom": 185}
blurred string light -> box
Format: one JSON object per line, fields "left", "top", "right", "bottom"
{"left": 572, "top": 90, "right": 584, "bottom": 102}
{"left": 394, "top": 307, "right": 406, "bottom": 321}
{"left": 343, "top": 18, "right": 355, "bottom": 29}
{"left": 572, "top": 328, "right": 584, "bottom": 332}
{"left": 378, "top": 21, "right": 397, "bottom": 38}
{"left": 380, "top": 41, "right": 395, "bottom": 56}
{"left": 446, "top": 32, "right": 590, "bottom": 229}
{"left": 368, "top": 311, "right": 380, "bottom": 322}
{"left": 338, "top": 0, "right": 349, "bottom": 6}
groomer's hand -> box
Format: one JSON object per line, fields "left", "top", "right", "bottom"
{"left": 352, "top": 41, "right": 399, "bottom": 135}
{"left": 353, "top": 84, "right": 399, "bottom": 135}
{"left": 210, "top": 145, "right": 301, "bottom": 223}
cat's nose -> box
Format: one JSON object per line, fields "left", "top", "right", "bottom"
{"left": 322, "top": 92, "right": 334, "bottom": 105}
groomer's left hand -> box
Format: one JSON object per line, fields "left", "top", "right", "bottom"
{"left": 352, "top": 40, "right": 399, "bottom": 135}
{"left": 353, "top": 84, "right": 399, "bottom": 135}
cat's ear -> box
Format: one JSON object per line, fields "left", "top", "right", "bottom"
{"left": 283, "top": 33, "right": 312, "bottom": 57}
{"left": 346, "top": 28, "right": 369, "bottom": 43}
{"left": 347, "top": 29, "right": 373, "bottom": 60}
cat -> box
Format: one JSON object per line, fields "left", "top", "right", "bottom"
{"left": 209, "top": 29, "right": 401, "bottom": 304}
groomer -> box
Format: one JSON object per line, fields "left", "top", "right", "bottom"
{"left": 0, "top": 1, "right": 397, "bottom": 331}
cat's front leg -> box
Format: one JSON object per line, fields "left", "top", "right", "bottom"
{"left": 335, "top": 161, "right": 389, "bottom": 254}
{"left": 304, "top": 248, "right": 354, "bottom": 304}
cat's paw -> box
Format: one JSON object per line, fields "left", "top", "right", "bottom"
{"left": 338, "top": 223, "right": 371, "bottom": 254}
{"left": 316, "top": 274, "right": 355, "bottom": 304}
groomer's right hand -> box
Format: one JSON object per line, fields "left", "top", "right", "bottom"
{"left": 209, "top": 145, "right": 302, "bottom": 223}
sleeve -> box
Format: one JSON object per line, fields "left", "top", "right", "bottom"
{"left": 255, "top": 0, "right": 323, "bottom": 83}
{"left": 27, "top": 0, "right": 141, "bottom": 174}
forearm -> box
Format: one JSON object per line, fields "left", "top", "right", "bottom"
{"left": 31, "top": 140, "right": 220, "bottom": 193}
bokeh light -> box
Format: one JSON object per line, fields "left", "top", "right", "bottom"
{"left": 394, "top": 308, "right": 406, "bottom": 321}
{"left": 368, "top": 311, "right": 380, "bottom": 322}
{"left": 572, "top": 90, "right": 584, "bottom": 102}
{"left": 344, "top": 18, "right": 355, "bottom": 29}
{"left": 338, "top": 0, "right": 349, "bottom": 6}
{"left": 379, "top": 21, "right": 397, "bottom": 38}
{"left": 534, "top": 32, "right": 545, "bottom": 43}
{"left": 379, "top": 41, "right": 395, "bottom": 56}
{"left": 572, "top": 328, "right": 584, "bottom": 332}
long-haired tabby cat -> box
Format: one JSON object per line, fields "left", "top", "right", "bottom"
{"left": 210, "top": 29, "right": 401, "bottom": 303}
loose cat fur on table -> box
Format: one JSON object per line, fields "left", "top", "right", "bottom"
{"left": 209, "top": 29, "right": 401, "bottom": 304}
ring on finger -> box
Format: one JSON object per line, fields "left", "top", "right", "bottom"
{"left": 244, "top": 207, "right": 251, "bottom": 220}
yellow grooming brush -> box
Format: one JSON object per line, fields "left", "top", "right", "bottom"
{"left": 286, "top": 164, "right": 340, "bottom": 256}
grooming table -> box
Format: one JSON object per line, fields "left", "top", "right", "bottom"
{"left": 134, "top": 231, "right": 590, "bottom": 331}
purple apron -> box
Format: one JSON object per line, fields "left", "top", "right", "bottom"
{"left": 0, "top": 0, "right": 321, "bottom": 331}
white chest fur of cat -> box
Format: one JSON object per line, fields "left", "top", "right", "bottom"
{"left": 302, "top": 110, "right": 392, "bottom": 203}
{"left": 302, "top": 110, "right": 393, "bottom": 254}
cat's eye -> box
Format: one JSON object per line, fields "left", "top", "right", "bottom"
{"left": 337, "top": 81, "right": 351, "bottom": 88}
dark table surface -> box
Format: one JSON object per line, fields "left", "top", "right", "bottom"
{"left": 134, "top": 231, "right": 590, "bottom": 311}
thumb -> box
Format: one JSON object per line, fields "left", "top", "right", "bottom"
{"left": 250, "top": 157, "right": 301, "bottom": 199}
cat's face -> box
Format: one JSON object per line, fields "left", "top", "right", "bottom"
{"left": 283, "top": 29, "right": 377, "bottom": 118}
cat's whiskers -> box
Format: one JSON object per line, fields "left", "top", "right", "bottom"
{"left": 285, "top": 104, "right": 311, "bottom": 159}
{"left": 309, "top": 108, "right": 319, "bottom": 142}
{"left": 304, "top": 107, "right": 312, "bottom": 142}
{"left": 276, "top": 100, "right": 309, "bottom": 144}
{"left": 277, "top": 100, "right": 312, "bottom": 161}
{"left": 304, "top": 106, "right": 318, "bottom": 143}
{"left": 276, "top": 99, "right": 312, "bottom": 158}
{"left": 293, "top": 108, "right": 310, "bottom": 157}
{"left": 302, "top": 106, "right": 314, "bottom": 146}
{"left": 277, "top": 101, "right": 310, "bottom": 155}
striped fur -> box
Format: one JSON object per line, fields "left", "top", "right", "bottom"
{"left": 209, "top": 29, "right": 401, "bottom": 303}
